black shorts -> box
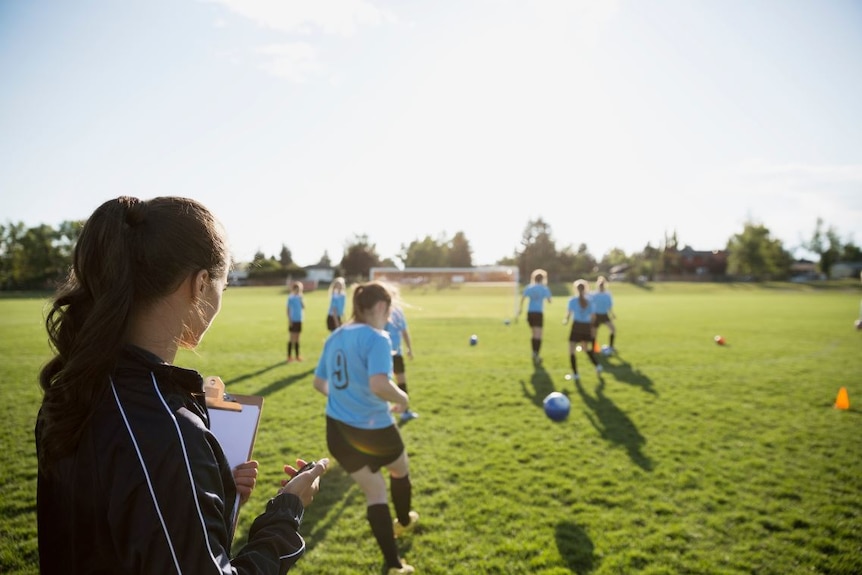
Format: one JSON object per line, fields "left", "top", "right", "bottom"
{"left": 527, "top": 312, "right": 544, "bottom": 328}
{"left": 288, "top": 321, "right": 302, "bottom": 334}
{"left": 326, "top": 315, "right": 340, "bottom": 332}
{"left": 569, "top": 321, "right": 593, "bottom": 343}
{"left": 595, "top": 313, "right": 611, "bottom": 326}
{"left": 392, "top": 354, "right": 405, "bottom": 376}
{"left": 326, "top": 416, "right": 405, "bottom": 473}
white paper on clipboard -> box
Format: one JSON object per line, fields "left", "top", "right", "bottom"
{"left": 203, "top": 376, "right": 264, "bottom": 536}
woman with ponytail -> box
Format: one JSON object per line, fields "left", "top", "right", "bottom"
{"left": 563, "top": 279, "right": 602, "bottom": 382}
{"left": 36, "top": 196, "right": 328, "bottom": 574}
{"left": 312, "top": 281, "right": 418, "bottom": 574}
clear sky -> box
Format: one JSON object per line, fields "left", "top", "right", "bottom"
{"left": 1, "top": 0, "right": 860, "bottom": 266}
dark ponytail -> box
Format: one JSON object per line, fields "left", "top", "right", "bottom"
{"left": 350, "top": 281, "right": 392, "bottom": 323}
{"left": 38, "top": 196, "right": 229, "bottom": 470}
{"left": 575, "top": 279, "right": 588, "bottom": 309}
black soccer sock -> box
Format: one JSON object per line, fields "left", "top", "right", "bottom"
{"left": 366, "top": 504, "right": 402, "bottom": 568}
{"left": 532, "top": 338, "right": 540, "bottom": 354}
{"left": 390, "top": 475, "right": 412, "bottom": 526}
{"left": 570, "top": 353, "right": 578, "bottom": 374}
{"left": 587, "top": 350, "right": 598, "bottom": 366}
{"left": 287, "top": 343, "right": 293, "bottom": 357}
{"left": 610, "top": 333, "right": 615, "bottom": 347}
{"left": 295, "top": 342, "right": 300, "bottom": 357}
{"left": 398, "top": 382, "right": 408, "bottom": 394}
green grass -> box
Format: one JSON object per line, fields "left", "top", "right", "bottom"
{"left": 2, "top": 282, "right": 861, "bottom": 574}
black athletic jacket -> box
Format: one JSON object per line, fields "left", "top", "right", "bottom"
{"left": 36, "top": 345, "right": 306, "bottom": 574}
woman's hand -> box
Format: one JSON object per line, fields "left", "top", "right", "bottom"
{"left": 279, "top": 458, "right": 330, "bottom": 507}
{"left": 232, "top": 460, "right": 259, "bottom": 506}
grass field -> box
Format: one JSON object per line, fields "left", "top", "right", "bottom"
{"left": 2, "top": 282, "right": 861, "bottom": 574}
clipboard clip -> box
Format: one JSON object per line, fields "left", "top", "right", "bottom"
{"left": 203, "top": 376, "right": 243, "bottom": 412}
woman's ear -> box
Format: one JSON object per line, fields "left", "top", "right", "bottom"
{"left": 192, "top": 269, "right": 210, "bottom": 297}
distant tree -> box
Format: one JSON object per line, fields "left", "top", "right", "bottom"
{"left": 16, "top": 224, "right": 60, "bottom": 288}
{"left": 517, "top": 218, "right": 559, "bottom": 281}
{"left": 557, "top": 243, "right": 596, "bottom": 281}
{"left": 340, "top": 233, "right": 381, "bottom": 280}
{"left": 802, "top": 218, "right": 843, "bottom": 277}
{"left": 840, "top": 239, "right": 861, "bottom": 262}
{"left": 399, "top": 235, "right": 448, "bottom": 268}
{"left": 0, "top": 222, "right": 26, "bottom": 289}
{"left": 726, "top": 221, "right": 792, "bottom": 280}
{"left": 599, "top": 248, "right": 630, "bottom": 271}
{"left": 279, "top": 244, "right": 293, "bottom": 268}
{"left": 318, "top": 251, "right": 332, "bottom": 267}
{"left": 658, "top": 229, "right": 681, "bottom": 276}
{"left": 628, "top": 242, "right": 660, "bottom": 281}
{"left": 0, "top": 220, "right": 82, "bottom": 289}
{"left": 251, "top": 250, "right": 281, "bottom": 272}
{"left": 447, "top": 231, "right": 473, "bottom": 267}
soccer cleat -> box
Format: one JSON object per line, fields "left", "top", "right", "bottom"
{"left": 388, "top": 561, "right": 415, "bottom": 574}
{"left": 393, "top": 510, "right": 419, "bottom": 538}
{"left": 400, "top": 410, "right": 419, "bottom": 422}
{"left": 573, "top": 373, "right": 580, "bottom": 382}
{"left": 596, "top": 364, "right": 603, "bottom": 374}
{"left": 295, "top": 356, "right": 303, "bottom": 362}
{"left": 286, "top": 357, "right": 294, "bottom": 363}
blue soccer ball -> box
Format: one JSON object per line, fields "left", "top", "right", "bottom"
{"left": 470, "top": 334, "right": 478, "bottom": 346}
{"left": 543, "top": 392, "right": 571, "bottom": 422}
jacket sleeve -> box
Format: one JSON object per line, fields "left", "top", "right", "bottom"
{"left": 111, "top": 405, "right": 306, "bottom": 575}
{"left": 231, "top": 493, "right": 307, "bottom": 573}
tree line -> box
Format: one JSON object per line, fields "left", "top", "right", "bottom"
{"left": 1, "top": 216, "right": 858, "bottom": 290}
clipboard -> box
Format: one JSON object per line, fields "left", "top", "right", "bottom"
{"left": 203, "top": 376, "right": 264, "bottom": 537}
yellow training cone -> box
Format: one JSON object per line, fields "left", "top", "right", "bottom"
{"left": 834, "top": 387, "right": 850, "bottom": 410}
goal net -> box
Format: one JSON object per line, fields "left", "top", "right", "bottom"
{"left": 369, "top": 266, "right": 520, "bottom": 318}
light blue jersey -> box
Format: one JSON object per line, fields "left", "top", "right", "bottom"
{"left": 523, "top": 284, "right": 552, "bottom": 312}
{"left": 385, "top": 308, "right": 408, "bottom": 355}
{"left": 314, "top": 323, "right": 395, "bottom": 429}
{"left": 591, "top": 291, "right": 613, "bottom": 314}
{"left": 329, "top": 292, "right": 346, "bottom": 318}
{"left": 568, "top": 296, "right": 595, "bottom": 323}
{"left": 287, "top": 294, "right": 304, "bottom": 322}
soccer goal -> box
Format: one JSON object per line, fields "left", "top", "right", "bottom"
{"left": 369, "top": 266, "right": 520, "bottom": 318}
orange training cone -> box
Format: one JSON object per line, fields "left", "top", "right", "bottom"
{"left": 834, "top": 387, "right": 850, "bottom": 410}
{"left": 593, "top": 340, "right": 600, "bottom": 353}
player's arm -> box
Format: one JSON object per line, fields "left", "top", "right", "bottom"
{"left": 369, "top": 373, "right": 408, "bottom": 412}
{"left": 312, "top": 376, "right": 328, "bottom": 397}
{"left": 402, "top": 329, "right": 413, "bottom": 359}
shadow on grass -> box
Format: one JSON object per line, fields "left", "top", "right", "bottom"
{"left": 574, "top": 378, "right": 654, "bottom": 471}
{"left": 298, "top": 465, "right": 417, "bottom": 575}
{"left": 228, "top": 362, "right": 285, "bottom": 386}
{"left": 519, "top": 364, "right": 556, "bottom": 408}
{"left": 250, "top": 367, "right": 315, "bottom": 397}
{"left": 603, "top": 354, "right": 657, "bottom": 395}
{"left": 555, "top": 521, "right": 597, "bottom": 574}
{"left": 299, "top": 465, "right": 363, "bottom": 551}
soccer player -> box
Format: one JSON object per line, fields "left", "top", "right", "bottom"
{"left": 564, "top": 279, "right": 602, "bottom": 381}
{"left": 518, "top": 268, "right": 552, "bottom": 364}
{"left": 313, "top": 281, "right": 418, "bottom": 574}
{"left": 385, "top": 290, "right": 417, "bottom": 422}
{"left": 286, "top": 281, "right": 305, "bottom": 361}
{"left": 36, "top": 196, "right": 328, "bottom": 573}
{"left": 327, "top": 276, "right": 347, "bottom": 332}
{"left": 592, "top": 275, "right": 617, "bottom": 352}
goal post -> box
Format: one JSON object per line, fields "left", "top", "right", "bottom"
{"left": 369, "top": 265, "right": 521, "bottom": 319}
